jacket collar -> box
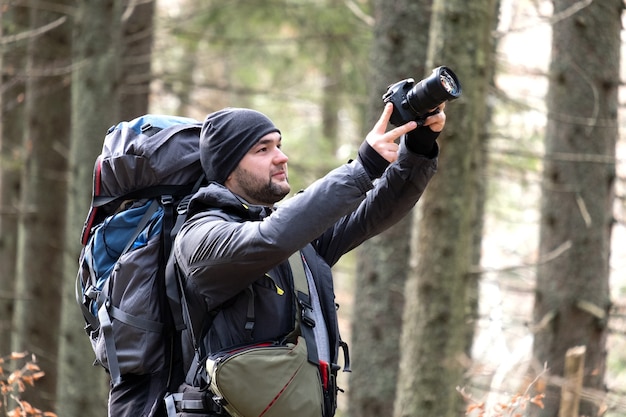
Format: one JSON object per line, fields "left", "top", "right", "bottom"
{"left": 188, "top": 182, "right": 271, "bottom": 220}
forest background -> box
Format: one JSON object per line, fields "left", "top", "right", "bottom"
{"left": 0, "top": 0, "right": 625, "bottom": 417}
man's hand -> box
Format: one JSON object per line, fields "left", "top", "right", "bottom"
{"left": 366, "top": 102, "right": 447, "bottom": 163}
{"left": 422, "top": 102, "right": 446, "bottom": 132}
{"left": 365, "top": 103, "right": 417, "bottom": 163}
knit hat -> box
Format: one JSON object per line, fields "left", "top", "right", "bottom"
{"left": 200, "top": 108, "right": 281, "bottom": 184}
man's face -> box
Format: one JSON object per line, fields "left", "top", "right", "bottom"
{"left": 225, "top": 131, "right": 290, "bottom": 206}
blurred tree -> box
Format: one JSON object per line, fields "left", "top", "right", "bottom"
{"left": 0, "top": 1, "right": 29, "bottom": 357}
{"left": 533, "top": 1, "right": 622, "bottom": 416}
{"left": 152, "top": 0, "right": 370, "bottom": 190}
{"left": 10, "top": 0, "right": 73, "bottom": 412}
{"left": 119, "top": 0, "right": 154, "bottom": 118}
{"left": 394, "top": 0, "right": 499, "bottom": 416}
{"left": 347, "top": 2, "right": 432, "bottom": 417}
{"left": 57, "top": 0, "right": 149, "bottom": 417}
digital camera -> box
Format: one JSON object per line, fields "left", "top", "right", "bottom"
{"left": 382, "top": 66, "right": 462, "bottom": 126}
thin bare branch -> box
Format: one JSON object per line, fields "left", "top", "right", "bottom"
{"left": 0, "top": 16, "right": 67, "bottom": 46}
{"left": 469, "top": 240, "right": 572, "bottom": 274}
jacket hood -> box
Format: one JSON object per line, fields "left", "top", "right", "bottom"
{"left": 187, "top": 182, "right": 269, "bottom": 220}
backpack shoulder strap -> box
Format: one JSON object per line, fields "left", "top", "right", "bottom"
{"left": 288, "top": 251, "right": 319, "bottom": 366}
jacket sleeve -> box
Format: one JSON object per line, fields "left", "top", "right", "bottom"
{"left": 174, "top": 138, "right": 437, "bottom": 306}
{"left": 313, "top": 137, "right": 438, "bottom": 267}
{"left": 174, "top": 159, "right": 374, "bottom": 305}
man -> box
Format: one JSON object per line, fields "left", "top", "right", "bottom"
{"left": 171, "top": 102, "right": 445, "bottom": 416}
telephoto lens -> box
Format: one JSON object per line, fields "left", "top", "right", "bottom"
{"left": 383, "top": 66, "right": 462, "bottom": 126}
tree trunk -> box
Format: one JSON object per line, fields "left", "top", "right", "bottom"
{"left": 56, "top": 1, "right": 125, "bottom": 416}
{"left": 320, "top": 0, "right": 342, "bottom": 151}
{"left": 119, "top": 0, "right": 154, "bottom": 119}
{"left": 348, "top": 2, "right": 431, "bottom": 417}
{"left": 394, "top": 1, "right": 498, "bottom": 416}
{"left": 532, "top": 1, "right": 621, "bottom": 416}
{"left": 10, "top": 0, "right": 72, "bottom": 411}
{"left": 0, "top": 2, "right": 29, "bottom": 356}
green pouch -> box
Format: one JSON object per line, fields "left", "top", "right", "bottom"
{"left": 206, "top": 336, "right": 324, "bottom": 417}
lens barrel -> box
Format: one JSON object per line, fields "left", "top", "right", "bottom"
{"left": 382, "top": 66, "right": 462, "bottom": 126}
{"left": 405, "top": 66, "right": 462, "bottom": 116}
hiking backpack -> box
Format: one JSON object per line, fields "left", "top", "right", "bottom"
{"left": 76, "top": 114, "right": 204, "bottom": 392}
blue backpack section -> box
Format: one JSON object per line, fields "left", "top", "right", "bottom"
{"left": 89, "top": 202, "right": 163, "bottom": 315}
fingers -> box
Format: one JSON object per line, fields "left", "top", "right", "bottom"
{"left": 387, "top": 119, "right": 417, "bottom": 140}
{"left": 374, "top": 142, "right": 400, "bottom": 162}
{"left": 366, "top": 136, "right": 399, "bottom": 163}
{"left": 364, "top": 101, "right": 447, "bottom": 163}
{"left": 367, "top": 104, "right": 417, "bottom": 147}
{"left": 422, "top": 109, "right": 446, "bottom": 132}
{"left": 372, "top": 103, "right": 394, "bottom": 134}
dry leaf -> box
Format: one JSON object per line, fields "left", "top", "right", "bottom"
{"left": 530, "top": 394, "right": 545, "bottom": 409}
{"left": 25, "top": 363, "right": 41, "bottom": 372}
{"left": 10, "top": 352, "right": 28, "bottom": 360}
{"left": 466, "top": 401, "right": 485, "bottom": 414}
{"left": 8, "top": 371, "right": 21, "bottom": 385}
{"left": 32, "top": 371, "right": 45, "bottom": 381}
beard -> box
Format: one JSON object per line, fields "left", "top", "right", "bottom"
{"left": 230, "top": 165, "right": 290, "bottom": 206}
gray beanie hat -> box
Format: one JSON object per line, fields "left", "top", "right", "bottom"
{"left": 200, "top": 108, "right": 281, "bottom": 184}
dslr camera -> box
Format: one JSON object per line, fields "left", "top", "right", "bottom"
{"left": 383, "top": 66, "right": 462, "bottom": 127}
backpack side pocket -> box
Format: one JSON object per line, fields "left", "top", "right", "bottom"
{"left": 94, "top": 234, "right": 166, "bottom": 377}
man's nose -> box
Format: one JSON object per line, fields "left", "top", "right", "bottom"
{"left": 274, "top": 148, "right": 288, "bottom": 164}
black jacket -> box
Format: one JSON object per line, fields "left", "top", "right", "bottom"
{"left": 173, "top": 137, "right": 438, "bottom": 373}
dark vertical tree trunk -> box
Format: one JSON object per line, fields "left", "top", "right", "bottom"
{"left": 0, "top": 2, "right": 29, "bottom": 357}
{"left": 395, "top": 0, "right": 498, "bottom": 416}
{"left": 56, "top": 1, "right": 126, "bottom": 416}
{"left": 348, "top": 2, "right": 431, "bottom": 417}
{"left": 320, "top": 0, "right": 342, "bottom": 150}
{"left": 11, "top": 0, "right": 72, "bottom": 412}
{"left": 119, "top": 0, "right": 154, "bottom": 119}
{"left": 533, "top": 1, "right": 621, "bottom": 416}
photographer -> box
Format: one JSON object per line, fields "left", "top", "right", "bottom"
{"left": 172, "top": 101, "right": 445, "bottom": 416}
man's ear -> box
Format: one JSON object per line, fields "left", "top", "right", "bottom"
{"left": 224, "top": 169, "right": 235, "bottom": 186}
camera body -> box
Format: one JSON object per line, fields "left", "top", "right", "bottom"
{"left": 383, "top": 66, "right": 462, "bottom": 127}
